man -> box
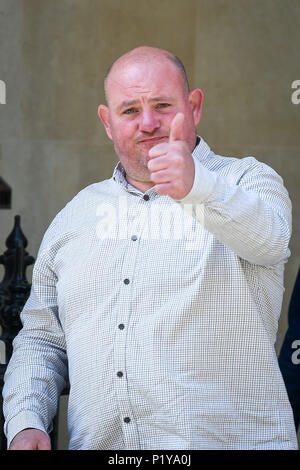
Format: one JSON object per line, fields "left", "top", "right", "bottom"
{"left": 3, "top": 46, "right": 298, "bottom": 450}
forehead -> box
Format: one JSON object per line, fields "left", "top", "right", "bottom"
{"left": 106, "top": 58, "right": 186, "bottom": 105}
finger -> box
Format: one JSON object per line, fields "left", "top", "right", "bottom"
{"left": 154, "top": 182, "right": 173, "bottom": 195}
{"left": 150, "top": 169, "right": 172, "bottom": 184}
{"left": 148, "top": 142, "right": 169, "bottom": 158}
{"left": 169, "top": 112, "right": 184, "bottom": 143}
{"left": 147, "top": 154, "right": 170, "bottom": 172}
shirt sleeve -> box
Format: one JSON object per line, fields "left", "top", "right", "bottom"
{"left": 176, "top": 154, "right": 292, "bottom": 266}
{"left": 2, "top": 236, "right": 68, "bottom": 448}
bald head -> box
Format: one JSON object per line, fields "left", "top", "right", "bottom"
{"left": 104, "top": 46, "right": 190, "bottom": 103}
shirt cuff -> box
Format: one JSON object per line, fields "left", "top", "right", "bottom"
{"left": 176, "top": 154, "right": 218, "bottom": 205}
{"left": 4, "top": 410, "right": 48, "bottom": 449}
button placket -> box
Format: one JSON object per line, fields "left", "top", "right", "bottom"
{"left": 113, "top": 196, "right": 147, "bottom": 448}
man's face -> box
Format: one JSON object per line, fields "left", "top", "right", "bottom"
{"left": 99, "top": 57, "right": 203, "bottom": 189}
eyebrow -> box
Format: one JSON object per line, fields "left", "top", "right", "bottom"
{"left": 116, "top": 96, "right": 174, "bottom": 112}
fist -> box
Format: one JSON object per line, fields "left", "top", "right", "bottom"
{"left": 147, "top": 112, "right": 195, "bottom": 199}
{"left": 9, "top": 428, "right": 51, "bottom": 450}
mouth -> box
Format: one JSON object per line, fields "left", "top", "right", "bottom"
{"left": 137, "top": 136, "right": 168, "bottom": 145}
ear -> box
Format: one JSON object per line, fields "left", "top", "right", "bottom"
{"left": 188, "top": 88, "right": 204, "bottom": 127}
{"left": 98, "top": 104, "right": 113, "bottom": 140}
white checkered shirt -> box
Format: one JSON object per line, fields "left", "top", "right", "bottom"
{"left": 3, "top": 137, "right": 298, "bottom": 449}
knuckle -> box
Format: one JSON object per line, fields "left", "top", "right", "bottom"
{"left": 150, "top": 172, "right": 158, "bottom": 183}
{"left": 147, "top": 160, "right": 154, "bottom": 171}
{"left": 173, "top": 154, "right": 184, "bottom": 167}
{"left": 171, "top": 180, "right": 180, "bottom": 191}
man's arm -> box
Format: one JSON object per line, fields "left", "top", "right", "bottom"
{"left": 2, "top": 239, "right": 68, "bottom": 449}
{"left": 148, "top": 113, "right": 291, "bottom": 266}
{"left": 177, "top": 155, "right": 292, "bottom": 266}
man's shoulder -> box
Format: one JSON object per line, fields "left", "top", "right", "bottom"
{"left": 204, "top": 150, "right": 265, "bottom": 173}
{"left": 195, "top": 137, "right": 265, "bottom": 173}
{"left": 76, "top": 176, "right": 116, "bottom": 196}
{"left": 195, "top": 138, "right": 284, "bottom": 192}
{"left": 200, "top": 145, "right": 279, "bottom": 182}
{"left": 39, "top": 177, "right": 116, "bottom": 249}
{"left": 56, "top": 178, "right": 112, "bottom": 216}
{"left": 71, "top": 178, "right": 114, "bottom": 202}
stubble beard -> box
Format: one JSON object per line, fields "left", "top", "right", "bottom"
{"left": 117, "top": 144, "right": 153, "bottom": 185}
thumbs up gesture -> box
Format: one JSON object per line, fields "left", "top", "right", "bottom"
{"left": 147, "top": 113, "right": 195, "bottom": 199}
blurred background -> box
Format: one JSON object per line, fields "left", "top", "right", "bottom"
{"left": 0, "top": 0, "right": 299, "bottom": 448}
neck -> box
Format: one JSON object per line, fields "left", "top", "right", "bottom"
{"left": 126, "top": 175, "right": 154, "bottom": 193}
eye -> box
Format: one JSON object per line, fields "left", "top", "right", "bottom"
{"left": 123, "top": 108, "right": 137, "bottom": 115}
{"left": 156, "top": 103, "right": 171, "bottom": 109}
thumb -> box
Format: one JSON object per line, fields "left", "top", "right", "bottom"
{"left": 169, "top": 112, "right": 185, "bottom": 142}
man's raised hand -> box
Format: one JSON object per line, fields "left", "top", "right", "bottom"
{"left": 147, "top": 112, "right": 195, "bottom": 199}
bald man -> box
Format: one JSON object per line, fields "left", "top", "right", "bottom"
{"left": 3, "top": 47, "right": 298, "bottom": 450}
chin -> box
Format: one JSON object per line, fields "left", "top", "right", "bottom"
{"left": 126, "top": 167, "right": 151, "bottom": 182}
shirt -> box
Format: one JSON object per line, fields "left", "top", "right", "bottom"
{"left": 3, "top": 137, "right": 298, "bottom": 449}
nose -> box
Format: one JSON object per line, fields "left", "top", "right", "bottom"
{"left": 139, "top": 109, "right": 160, "bottom": 133}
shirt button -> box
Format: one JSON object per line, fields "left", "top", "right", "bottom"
{"left": 117, "top": 371, "right": 123, "bottom": 378}
{"left": 118, "top": 324, "right": 125, "bottom": 330}
{"left": 131, "top": 235, "right": 138, "bottom": 241}
{"left": 124, "top": 278, "right": 130, "bottom": 284}
{"left": 143, "top": 194, "right": 150, "bottom": 201}
{"left": 124, "top": 417, "right": 131, "bottom": 423}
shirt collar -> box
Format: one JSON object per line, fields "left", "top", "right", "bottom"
{"left": 112, "top": 136, "right": 211, "bottom": 193}
{"left": 192, "top": 136, "right": 211, "bottom": 163}
{"left": 112, "top": 161, "right": 143, "bottom": 195}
